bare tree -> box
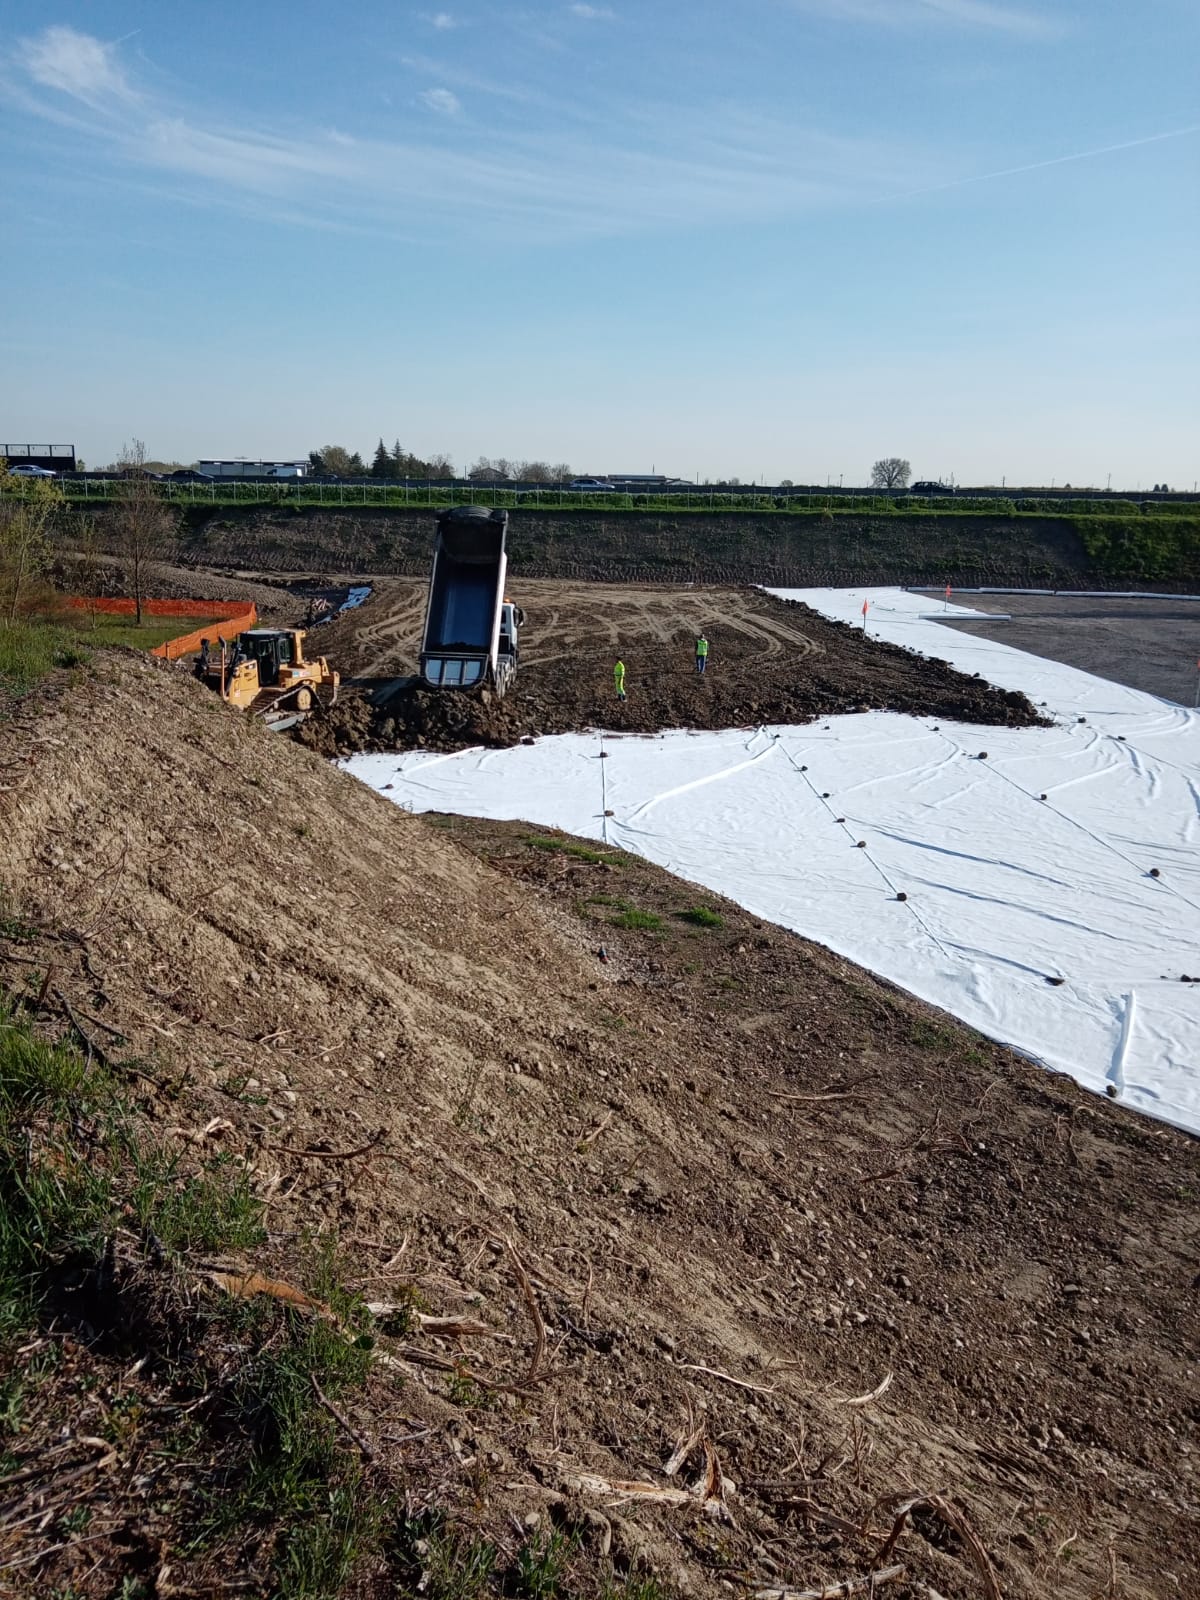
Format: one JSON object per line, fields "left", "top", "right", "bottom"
{"left": 871, "top": 457, "right": 911, "bottom": 490}
{"left": 70, "top": 509, "right": 106, "bottom": 629}
{"left": 467, "top": 457, "right": 516, "bottom": 482}
{"left": 426, "top": 453, "right": 455, "bottom": 479}
{"left": 111, "top": 440, "right": 177, "bottom": 625}
{"left": 0, "top": 468, "right": 63, "bottom": 626}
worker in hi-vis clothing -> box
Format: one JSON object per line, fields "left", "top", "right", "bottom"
{"left": 695, "top": 634, "right": 709, "bottom": 674}
{"left": 614, "top": 659, "right": 627, "bottom": 700}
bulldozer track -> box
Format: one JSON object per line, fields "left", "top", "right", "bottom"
{"left": 321, "top": 580, "right": 825, "bottom": 682}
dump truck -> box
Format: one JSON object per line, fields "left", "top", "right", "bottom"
{"left": 419, "top": 506, "right": 523, "bottom": 694}
{"left": 196, "top": 627, "right": 339, "bottom": 731}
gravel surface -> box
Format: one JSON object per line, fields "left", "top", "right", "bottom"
{"left": 934, "top": 592, "right": 1200, "bottom": 705}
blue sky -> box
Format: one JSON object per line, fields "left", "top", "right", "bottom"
{"left": 1, "top": 1, "right": 1196, "bottom": 485}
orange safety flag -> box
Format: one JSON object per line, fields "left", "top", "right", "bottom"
{"left": 861, "top": 599, "right": 869, "bottom": 618}
{"left": 945, "top": 584, "right": 952, "bottom": 601}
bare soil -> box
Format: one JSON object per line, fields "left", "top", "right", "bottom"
{"left": 0, "top": 653, "right": 1196, "bottom": 1598}
{"left": 298, "top": 581, "right": 1044, "bottom": 757}
{"left": 165, "top": 504, "right": 1115, "bottom": 589}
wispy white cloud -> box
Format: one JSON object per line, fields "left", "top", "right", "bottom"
{"left": 16, "top": 23, "right": 136, "bottom": 106}
{"left": 420, "top": 86, "right": 462, "bottom": 114}
{"left": 787, "top": 0, "right": 1064, "bottom": 38}
{"left": 420, "top": 10, "right": 460, "bottom": 28}
{"left": 895, "top": 123, "right": 1200, "bottom": 199}
{"left": 18, "top": 22, "right": 1169, "bottom": 244}
{"left": 569, "top": 4, "right": 615, "bottom": 18}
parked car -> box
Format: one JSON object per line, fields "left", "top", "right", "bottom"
{"left": 910, "top": 480, "right": 953, "bottom": 495}
{"left": 8, "top": 463, "right": 56, "bottom": 478}
{"left": 166, "top": 469, "right": 214, "bottom": 482}
{"left": 569, "top": 478, "right": 612, "bottom": 490}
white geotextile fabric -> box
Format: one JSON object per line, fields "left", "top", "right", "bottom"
{"left": 343, "top": 588, "right": 1200, "bottom": 1136}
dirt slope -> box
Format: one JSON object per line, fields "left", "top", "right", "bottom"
{"left": 167, "top": 505, "right": 1108, "bottom": 588}
{"left": 0, "top": 655, "right": 1197, "bottom": 1599}
{"left": 303, "top": 582, "right": 1044, "bottom": 755}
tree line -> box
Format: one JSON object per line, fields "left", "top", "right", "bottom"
{"left": 307, "top": 442, "right": 575, "bottom": 482}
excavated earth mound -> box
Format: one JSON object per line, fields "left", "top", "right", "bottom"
{"left": 0, "top": 654, "right": 1196, "bottom": 1599}
{"left": 298, "top": 582, "right": 1044, "bottom": 757}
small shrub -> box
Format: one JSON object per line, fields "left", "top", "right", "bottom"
{"left": 612, "top": 907, "right": 664, "bottom": 931}
{"left": 678, "top": 905, "right": 723, "bottom": 928}
{"left": 447, "top": 1370, "right": 494, "bottom": 1410}
{"left": 515, "top": 1527, "right": 576, "bottom": 1598}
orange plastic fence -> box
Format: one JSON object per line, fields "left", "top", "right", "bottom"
{"left": 64, "top": 597, "right": 258, "bottom": 661}
{"left": 153, "top": 609, "right": 257, "bottom": 661}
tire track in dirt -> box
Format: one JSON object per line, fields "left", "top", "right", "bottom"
{"left": 301, "top": 580, "right": 1044, "bottom": 757}
{"left": 323, "top": 581, "right": 825, "bottom": 680}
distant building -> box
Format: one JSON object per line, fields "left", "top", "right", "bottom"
{"left": 198, "top": 459, "right": 309, "bottom": 479}
{"left": 604, "top": 474, "right": 691, "bottom": 488}
{"left": 2, "top": 443, "right": 76, "bottom": 472}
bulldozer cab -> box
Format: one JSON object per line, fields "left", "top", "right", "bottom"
{"left": 235, "top": 630, "right": 295, "bottom": 688}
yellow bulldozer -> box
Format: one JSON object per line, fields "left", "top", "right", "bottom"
{"left": 196, "top": 628, "right": 339, "bottom": 731}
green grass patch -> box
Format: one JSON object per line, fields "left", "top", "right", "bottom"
{"left": 522, "top": 835, "right": 623, "bottom": 866}
{"left": 390, "top": 1513, "right": 498, "bottom": 1600}
{"left": 515, "top": 1528, "right": 577, "bottom": 1598}
{"left": 0, "top": 890, "right": 37, "bottom": 942}
{"left": 0, "top": 621, "right": 89, "bottom": 693}
{"left": 0, "top": 999, "right": 264, "bottom": 1337}
{"left": 87, "top": 616, "right": 223, "bottom": 652}
{"left": 611, "top": 907, "right": 664, "bottom": 931}
{"left": 0, "top": 991, "right": 400, "bottom": 1593}
{"left": 196, "top": 1301, "right": 379, "bottom": 1592}
{"left": 677, "top": 905, "right": 724, "bottom": 929}
{"left": 909, "top": 1018, "right": 958, "bottom": 1051}
{"left": 0, "top": 989, "right": 687, "bottom": 1597}
{"left": 24, "top": 477, "right": 1200, "bottom": 524}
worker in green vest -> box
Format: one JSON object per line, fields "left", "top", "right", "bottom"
{"left": 614, "top": 659, "right": 626, "bottom": 701}
{"left": 695, "top": 634, "right": 709, "bottom": 675}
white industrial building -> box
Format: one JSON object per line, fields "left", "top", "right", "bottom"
{"left": 198, "top": 459, "right": 308, "bottom": 479}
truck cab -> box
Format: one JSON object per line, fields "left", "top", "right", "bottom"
{"left": 497, "top": 601, "right": 523, "bottom": 679}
